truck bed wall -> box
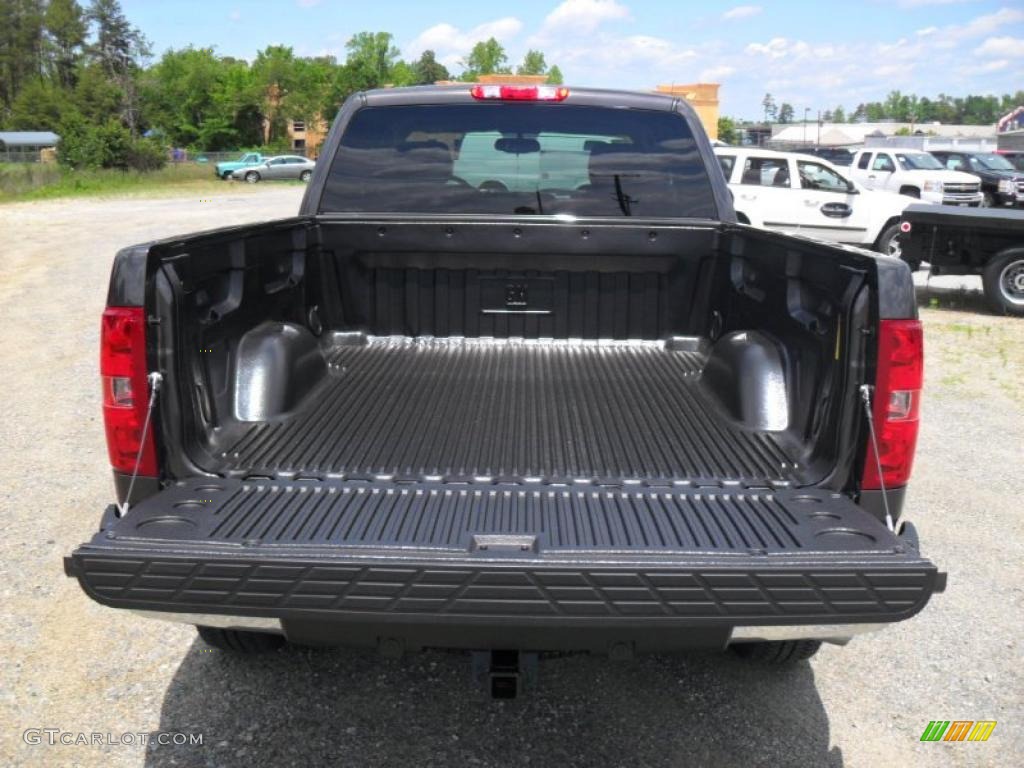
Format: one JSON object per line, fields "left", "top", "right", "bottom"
{"left": 315, "top": 221, "right": 717, "bottom": 340}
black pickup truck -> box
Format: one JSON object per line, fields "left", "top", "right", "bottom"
{"left": 929, "top": 150, "right": 1024, "bottom": 209}
{"left": 66, "top": 85, "right": 943, "bottom": 696}
{"left": 900, "top": 203, "right": 1024, "bottom": 316}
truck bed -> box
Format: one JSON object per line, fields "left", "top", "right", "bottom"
{"left": 216, "top": 336, "right": 796, "bottom": 485}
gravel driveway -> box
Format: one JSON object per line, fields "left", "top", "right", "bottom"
{"left": 1, "top": 189, "right": 1020, "bottom": 767}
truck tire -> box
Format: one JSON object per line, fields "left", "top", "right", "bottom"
{"left": 876, "top": 222, "right": 915, "bottom": 268}
{"left": 982, "top": 250, "right": 1024, "bottom": 316}
{"left": 981, "top": 191, "right": 996, "bottom": 208}
{"left": 196, "top": 625, "right": 285, "bottom": 653}
{"left": 731, "top": 640, "right": 822, "bottom": 663}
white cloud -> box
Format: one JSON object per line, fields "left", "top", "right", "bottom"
{"left": 407, "top": 17, "right": 524, "bottom": 63}
{"left": 540, "top": 0, "right": 630, "bottom": 35}
{"left": 974, "top": 36, "right": 1024, "bottom": 58}
{"left": 700, "top": 64, "right": 736, "bottom": 81}
{"left": 550, "top": 33, "right": 696, "bottom": 73}
{"left": 976, "top": 59, "right": 1010, "bottom": 72}
{"left": 621, "top": 35, "right": 697, "bottom": 67}
{"left": 873, "top": 64, "right": 913, "bottom": 77}
{"left": 229, "top": 9, "right": 241, "bottom": 22}
{"left": 722, "top": 5, "right": 762, "bottom": 21}
{"left": 950, "top": 8, "right": 1024, "bottom": 40}
{"left": 296, "top": 0, "right": 321, "bottom": 7}
{"left": 387, "top": 1, "right": 1020, "bottom": 118}
{"left": 744, "top": 38, "right": 811, "bottom": 59}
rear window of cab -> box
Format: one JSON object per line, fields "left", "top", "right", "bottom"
{"left": 320, "top": 103, "right": 717, "bottom": 218}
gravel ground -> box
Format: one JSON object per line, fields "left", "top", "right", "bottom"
{"left": 0, "top": 190, "right": 1020, "bottom": 767}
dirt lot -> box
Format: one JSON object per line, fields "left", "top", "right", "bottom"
{"left": 1, "top": 190, "right": 1020, "bottom": 767}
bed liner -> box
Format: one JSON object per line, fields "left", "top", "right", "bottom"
{"left": 215, "top": 336, "right": 797, "bottom": 485}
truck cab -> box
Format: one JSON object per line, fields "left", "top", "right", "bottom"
{"left": 849, "top": 149, "right": 982, "bottom": 207}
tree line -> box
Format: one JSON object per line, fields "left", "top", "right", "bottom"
{"left": 0, "top": 0, "right": 562, "bottom": 168}
{"left": 760, "top": 90, "right": 1024, "bottom": 126}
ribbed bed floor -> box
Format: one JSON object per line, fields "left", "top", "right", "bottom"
{"left": 220, "top": 338, "right": 796, "bottom": 483}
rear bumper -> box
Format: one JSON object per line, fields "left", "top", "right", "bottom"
{"left": 127, "top": 609, "right": 889, "bottom": 648}
{"left": 67, "top": 546, "right": 940, "bottom": 651}
{"left": 66, "top": 479, "right": 944, "bottom": 652}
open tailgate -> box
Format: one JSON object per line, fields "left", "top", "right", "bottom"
{"left": 67, "top": 478, "right": 943, "bottom": 637}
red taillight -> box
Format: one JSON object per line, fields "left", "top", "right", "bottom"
{"left": 470, "top": 85, "right": 570, "bottom": 101}
{"left": 861, "top": 319, "right": 923, "bottom": 490}
{"left": 101, "top": 307, "right": 158, "bottom": 476}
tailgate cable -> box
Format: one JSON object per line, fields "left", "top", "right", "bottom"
{"left": 859, "top": 384, "right": 894, "bottom": 532}
{"left": 117, "top": 371, "right": 163, "bottom": 518}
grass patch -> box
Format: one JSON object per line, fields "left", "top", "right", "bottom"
{"left": 923, "top": 309, "right": 1023, "bottom": 402}
{"left": 0, "top": 162, "right": 259, "bottom": 203}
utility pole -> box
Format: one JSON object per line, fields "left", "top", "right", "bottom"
{"left": 803, "top": 107, "right": 810, "bottom": 144}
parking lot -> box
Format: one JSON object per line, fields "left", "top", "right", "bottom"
{"left": 0, "top": 188, "right": 1020, "bottom": 767}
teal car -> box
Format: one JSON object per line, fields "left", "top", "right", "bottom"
{"left": 214, "top": 152, "right": 266, "bottom": 180}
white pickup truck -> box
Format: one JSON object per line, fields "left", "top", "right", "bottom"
{"left": 714, "top": 147, "right": 911, "bottom": 256}
{"left": 849, "top": 149, "right": 983, "bottom": 206}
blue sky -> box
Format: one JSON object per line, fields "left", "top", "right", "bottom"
{"left": 122, "top": 0, "right": 1024, "bottom": 119}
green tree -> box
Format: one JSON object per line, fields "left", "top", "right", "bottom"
{"left": 57, "top": 113, "right": 163, "bottom": 169}
{"left": 517, "top": 49, "right": 546, "bottom": 76}
{"left": 86, "top": 0, "right": 149, "bottom": 134}
{"left": 864, "top": 102, "right": 886, "bottom": 121}
{"left": 290, "top": 55, "right": 336, "bottom": 125}
{"left": 388, "top": 59, "right": 417, "bottom": 87}
{"left": 545, "top": 65, "right": 564, "bottom": 85}
{"left": 320, "top": 31, "right": 400, "bottom": 111}
{"left": 412, "top": 49, "right": 449, "bottom": 84}
{"left": 6, "top": 77, "right": 70, "bottom": 129}
{"left": 44, "top": 0, "right": 87, "bottom": 88}
{"left": 777, "top": 102, "right": 793, "bottom": 124}
{"left": 70, "top": 60, "right": 122, "bottom": 124}
{"left": 140, "top": 46, "right": 261, "bottom": 150}
{"left": 0, "top": 0, "right": 46, "bottom": 115}
{"left": 251, "top": 45, "right": 298, "bottom": 142}
{"left": 461, "top": 37, "right": 510, "bottom": 80}
{"left": 761, "top": 93, "right": 777, "bottom": 123}
{"left": 344, "top": 31, "right": 400, "bottom": 88}
{"left": 832, "top": 105, "right": 846, "bottom": 123}
{"left": 717, "top": 116, "right": 738, "bottom": 145}
{"left": 87, "top": 0, "right": 148, "bottom": 73}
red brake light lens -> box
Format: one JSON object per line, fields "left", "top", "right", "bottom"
{"left": 861, "top": 319, "right": 923, "bottom": 490}
{"left": 470, "top": 85, "right": 570, "bottom": 101}
{"left": 101, "top": 307, "right": 158, "bottom": 476}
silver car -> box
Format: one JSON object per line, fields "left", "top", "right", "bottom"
{"left": 232, "top": 155, "right": 315, "bottom": 183}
